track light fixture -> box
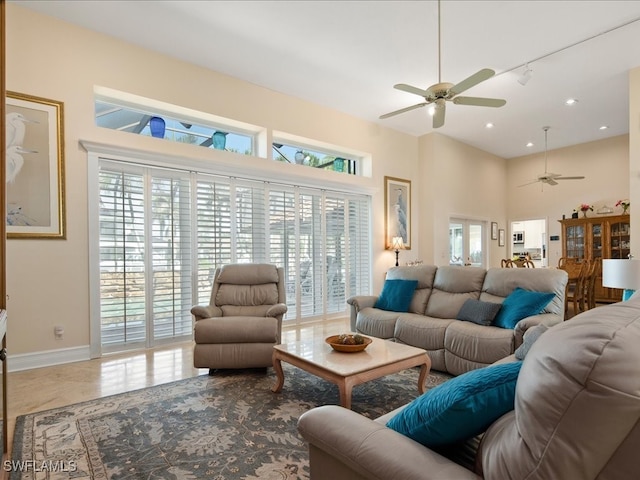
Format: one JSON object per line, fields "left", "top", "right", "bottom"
{"left": 518, "top": 65, "right": 533, "bottom": 86}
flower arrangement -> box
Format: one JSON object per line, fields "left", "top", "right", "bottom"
{"left": 574, "top": 204, "right": 593, "bottom": 218}
{"left": 616, "top": 199, "right": 630, "bottom": 214}
{"left": 574, "top": 203, "right": 593, "bottom": 212}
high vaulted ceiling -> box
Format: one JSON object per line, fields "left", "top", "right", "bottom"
{"left": 11, "top": 1, "right": 640, "bottom": 159}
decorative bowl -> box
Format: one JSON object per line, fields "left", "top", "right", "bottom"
{"left": 325, "top": 334, "right": 372, "bottom": 353}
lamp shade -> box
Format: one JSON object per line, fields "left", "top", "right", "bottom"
{"left": 602, "top": 259, "right": 640, "bottom": 289}
{"left": 602, "top": 259, "right": 640, "bottom": 300}
{"left": 391, "top": 236, "right": 404, "bottom": 250}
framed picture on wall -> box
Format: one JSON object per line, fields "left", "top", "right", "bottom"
{"left": 498, "top": 229, "right": 505, "bottom": 247}
{"left": 491, "top": 222, "right": 498, "bottom": 240}
{"left": 6, "top": 91, "right": 66, "bottom": 239}
{"left": 384, "top": 176, "right": 411, "bottom": 249}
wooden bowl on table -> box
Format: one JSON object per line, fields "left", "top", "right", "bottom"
{"left": 325, "top": 334, "right": 372, "bottom": 353}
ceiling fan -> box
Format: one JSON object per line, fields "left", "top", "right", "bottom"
{"left": 379, "top": 0, "right": 506, "bottom": 128}
{"left": 518, "top": 126, "right": 585, "bottom": 188}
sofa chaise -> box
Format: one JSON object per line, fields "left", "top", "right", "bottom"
{"left": 347, "top": 265, "right": 568, "bottom": 375}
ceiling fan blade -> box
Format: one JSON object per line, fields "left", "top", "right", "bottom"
{"left": 518, "top": 179, "right": 541, "bottom": 187}
{"left": 394, "top": 83, "right": 430, "bottom": 98}
{"left": 379, "top": 102, "right": 428, "bottom": 119}
{"left": 452, "top": 96, "right": 506, "bottom": 107}
{"left": 433, "top": 100, "right": 446, "bottom": 129}
{"left": 556, "top": 176, "right": 586, "bottom": 180}
{"left": 449, "top": 68, "right": 495, "bottom": 96}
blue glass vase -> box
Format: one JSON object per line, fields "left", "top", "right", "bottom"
{"left": 213, "top": 131, "right": 228, "bottom": 150}
{"left": 149, "top": 117, "right": 166, "bottom": 138}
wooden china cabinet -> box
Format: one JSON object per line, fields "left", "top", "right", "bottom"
{"left": 559, "top": 214, "right": 631, "bottom": 303}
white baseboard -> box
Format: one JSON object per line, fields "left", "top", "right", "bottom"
{"left": 8, "top": 346, "right": 91, "bottom": 372}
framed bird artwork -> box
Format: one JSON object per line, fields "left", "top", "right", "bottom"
{"left": 5, "top": 91, "right": 65, "bottom": 239}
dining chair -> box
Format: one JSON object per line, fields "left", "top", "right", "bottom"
{"left": 566, "top": 260, "right": 591, "bottom": 315}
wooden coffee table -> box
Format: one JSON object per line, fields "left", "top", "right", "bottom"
{"left": 271, "top": 335, "right": 431, "bottom": 409}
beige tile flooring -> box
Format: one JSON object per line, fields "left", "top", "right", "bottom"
{"left": 4, "top": 317, "right": 350, "bottom": 455}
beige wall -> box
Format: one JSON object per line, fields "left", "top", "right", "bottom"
{"left": 4, "top": 4, "right": 636, "bottom": 365}
{"left": 630, "top": 66, "right": 640, "bottom": 253}
{"left": 418, "top": 133, "right": 508, "bottom": 265}
{"left": 506, "top": 134, "right": 629, "bottom": 267}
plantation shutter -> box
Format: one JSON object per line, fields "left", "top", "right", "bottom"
{"left": 96, "top": 156, "right": 372, "bottom": 352}
{"left": 195, "top": 177, "right": 232, "bottom": 305}
{"left": 99, "top": 167, "right": 147, "bottom": 347}
{"left": 150, "top": 173, "right": 193, "bottom": 340}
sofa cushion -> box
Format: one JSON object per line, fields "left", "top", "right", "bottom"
{"left": 444, "top": 321, "right": 514, "bottom": 376}
{"left": 492, "top": 288, "right": 555, "bottom": 329}
{"left": 386, "top": 361, "right": 522, "bottom": 447}
{"left": 386, "top": 265, "right": 438, "bottom": 313}
{"left": 374, "top": 279, "right": 418, "bottom": 312}
{"left": 456, "top": 299, "right": 502, "bottom": 326}
{"left": 426, "top": 266, "right": 486, "bottom": 319}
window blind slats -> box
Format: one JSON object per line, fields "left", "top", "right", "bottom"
{"left": 98, "top": 161, "right": 371, "bottom": 352}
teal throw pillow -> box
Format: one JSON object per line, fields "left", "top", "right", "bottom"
{"left": 386, "top": 361, "right": 522, "bottom": 447}
{"left": 374, "top": 279, "right": 418, "bottom": 312}
{"left": 492, "top": 287, "right": 555, "bottom": 329}
{"left": 456, "top": 299, "right": 502, "bottom": 326}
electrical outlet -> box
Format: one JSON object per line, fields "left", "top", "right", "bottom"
{"left": 54, "top": 326, "right": 64, "bottom": 338}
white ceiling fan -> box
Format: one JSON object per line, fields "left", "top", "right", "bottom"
{"left": 379, "top": 0, "right": 506, "bottom": 129}
{"left": 519, "top": 126, "right": 585, "bottom": 188}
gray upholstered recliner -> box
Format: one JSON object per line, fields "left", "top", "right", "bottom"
{"left": 298, "top": 297, "right": 640, "bottom": 479}
{"left": 191, "top": 263, "right": 287, "bottom": 370}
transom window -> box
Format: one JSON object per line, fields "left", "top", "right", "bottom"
{"left": 272, "top": 141, "right": 358, "bottom": 175}
{"left": 95, "top": 100, "right": 255, "bottom": 155}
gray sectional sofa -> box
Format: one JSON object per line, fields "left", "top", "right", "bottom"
{"left": 347, "top": 265, "right": 568, "bottom": 375}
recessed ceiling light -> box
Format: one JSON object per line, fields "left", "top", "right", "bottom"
{"left": 526, "top": 142, "right": 534, "bottom": 147}
{"left": 565, "top": 98, "right": 578, "bottom": 106}
{"left": 599, "top": 125, "right": 609, "bottom": 130}
{"left": 485, "top": 123, "right": 494, "bottom": 129}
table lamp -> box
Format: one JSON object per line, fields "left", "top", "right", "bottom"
{"left": 391, "top": 236, "right": 404, "bottom": 267}
{"left": 602, "top": 258, "right": 640, "bottom": 301}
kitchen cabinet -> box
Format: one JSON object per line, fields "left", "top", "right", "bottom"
{"left": 559, "top": 214, "right": 630, "bottom": 303}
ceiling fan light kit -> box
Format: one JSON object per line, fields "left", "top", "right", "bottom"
{"left": 379, "top": 0, "right": 506, "bottom": 129}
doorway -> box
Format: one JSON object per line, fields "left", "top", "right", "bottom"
{"left": 510, "top": 219, "right": 547, "bottom": 267}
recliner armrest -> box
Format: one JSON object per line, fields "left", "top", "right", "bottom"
{"left": 298, "top": 405, "right": 480, "bottom": 480}
{"left": 346, "top": 295, "right": 378, "bottom": 310}
{"left": 191, "top": 305, "right": 222, "bottom": 320}
{"left": 266, "top": 303, "right": 287, "bottom": 317}
{"left": 346, "top": 296, "right": 379, "bottom": 331}
{"left": 513, "top": 313, "right": 562, "bottom": 348}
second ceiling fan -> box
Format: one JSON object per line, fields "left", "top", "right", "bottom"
{"left": 380, "top": 0, "right": 506, "bottom": 128}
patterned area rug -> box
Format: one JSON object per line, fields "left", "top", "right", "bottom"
{"left": 10, "top": 365, "right": 450, "bottom": 479}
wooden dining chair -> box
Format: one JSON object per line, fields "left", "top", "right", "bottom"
{"left": 523, "top": 260, "right": 535, "bottom": 268}
{"left": 585, "top": 259, "right": 600, "bottom": 310}
{"left": 566, "top": 260, "right": 591, "bottom": 315}
{"left": 501, "top": 259, "right": 515, "bottom": 268}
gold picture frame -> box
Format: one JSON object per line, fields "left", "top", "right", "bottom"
{"left": 384, "top": 176, "right": 411, "bottom": 249}
{"left": 6, "top": 91, "right": 65, "bottom": 239}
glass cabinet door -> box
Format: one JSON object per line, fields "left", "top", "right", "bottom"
{"left": 591, "top": 222, "right": 603, "bottom": 260}
{"left": 565, "top": 224, "right": 585, "bottom": 259}
{"left": 610, "top": 220, "right": 631, "bottom": 259}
